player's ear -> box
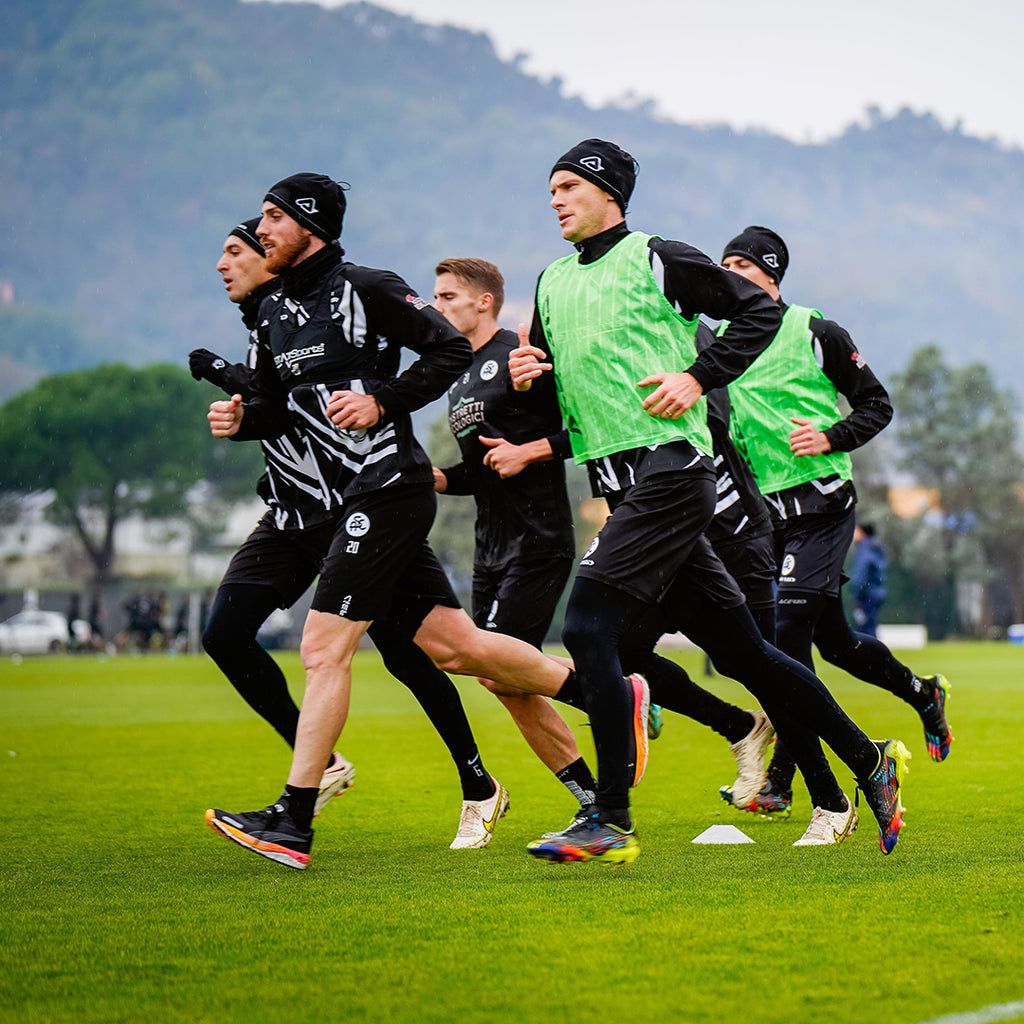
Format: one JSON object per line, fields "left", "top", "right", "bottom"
{"left": 479, "top": 292, "right": 494, "bottom": 313}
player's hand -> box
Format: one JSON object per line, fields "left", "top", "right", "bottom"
{"left": 789, "top": 417, "right": 831, "bottom": 456}
{"left": 208, "top": 394, "right": 244, "bottom": 437}
{"left": 189, "top": 348, "right": 227, "bottom": 384}
{"left": 480, "top": 436, "right": 531, "bottom": 478}
{"left": 637, "top": 372, "right": 703, "bottom": 418}
{"left": 432, "top": 467, "right": 448, "bottom": 493}
{"left": 327, "top": 390, "right": 381, "bottom": 430}
{"left": 509, "top": 322, "right": 550, "bottom": 392}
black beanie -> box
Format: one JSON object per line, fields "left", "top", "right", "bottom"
{"left": 228, "top": 217, "right": 265, "bottom": 256}
{"left": 722, "top": 226, "right": 789, "bottom": 283}
{"left": 550, "top": 139, "right": 638, "bottom": 213}
{"left": 264, "top": 172, "right": 348, "bottom": 242}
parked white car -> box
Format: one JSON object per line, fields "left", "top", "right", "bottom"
{"left": 0, "top": 610, "right": 73, "bottom": 654}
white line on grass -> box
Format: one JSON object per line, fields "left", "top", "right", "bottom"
{"left": 916, "top": 1001, "right": 1024, "bottom": 1024}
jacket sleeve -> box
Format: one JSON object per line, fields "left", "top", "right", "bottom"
{"left": 351, "top": 268, "right": 472, "bottom": 416}
{"left": 648, "top": 238, "right": 782, "bottom": 392}
{"left": 812, "top": 317, "right": 894, "bottom": 452}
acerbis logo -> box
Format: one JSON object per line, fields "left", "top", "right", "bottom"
{"left": 580, "top": 156, "right": 604, "bottom": 172}
{"left": 480, "top": 360, "right": 498, "bottom": 381}
{"left": 295, "top": 197, "right": 318, "bottom": 214}
{"left": 346, "top": 513, "right": 371, "bottom": 537}
{"left": 761, "top": 253, "right": 779, "bottom": 268}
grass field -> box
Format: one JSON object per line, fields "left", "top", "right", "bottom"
{"left": 2, "top": 642, "right": 1023, "bottom": 1024}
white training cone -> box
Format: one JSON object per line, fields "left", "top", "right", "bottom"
{"left": 691, "top": 824, "right": 755, "bottom": 844}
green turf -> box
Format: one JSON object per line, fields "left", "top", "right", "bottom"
{"left": 2, "top": 643, "right": 1022, "bottom": 1023}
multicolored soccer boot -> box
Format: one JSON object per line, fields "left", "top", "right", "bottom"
{"left": 720, "top": 774, "right": 793, "bottom": 817}
{"left": 918, "top": 674, "right": 953, "bottom": 761}
{"left": 856, "top": 739, "right": 912, "bottom": 854}
{"left": 528, "top": 806, "right": 640, "bottom": 866}
{"left": 647, "top": 702, "right": 664, "bottom": 740}
{"left": 206, "top": 798, "right": 313, "bottom": 869}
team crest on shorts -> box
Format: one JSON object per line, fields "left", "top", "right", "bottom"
{"left": 780, "top": 553, "right": 796, "bottom": 581}
{"left": 480, "top": 359, "right": 498, "bottom": 381}
{"left": 346, "top": 512, "right": 371, "bottom": 537}
{"left": 581, "top": 536, "right": 599, "bottom": 566}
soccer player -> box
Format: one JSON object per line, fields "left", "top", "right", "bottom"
{"left": 512, "top": 140, "right": 911, "bottom": 863}
{"left": 720, "top": 226, "right": 952, "bottom": 822}
{"left": 192, "top": 218, "right": 513, "bottom": 833}
{"left": 432, "top": 257, "right": 598, "bottom": 813}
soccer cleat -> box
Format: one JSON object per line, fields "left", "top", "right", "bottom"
{"left": 540, "top": 806, "right": 591, "bottom": 839}
{"left": 449, "top": 777, "right": 509, "bottom": 849}
{"left": 728, "top": 711, "right": 776, "bottom": 807}
{"left": 647, "top": 702, "right": 664, "bottom": 740}
{"left": 314, "top": 751, "right": 356, "bottom": 816}
{"left": 792, "top": 795, "right": 858, "bottom": 846}
{"left": 205, "top": 799, "right": 312, "bottom": 870}
{"left": 629, "top": 673, "right": 651, "bottom": 787}
{"left": 528, "top": 806, "right": 640, "bottom": 865}
{"left": 856, "top": 739, "right": 912, "bottom": 854}
{"left": 918, "top": 674, "right": 953, "bottom": 762}
{"left": 720, "top": 775, "right": 793, "bottom": 817}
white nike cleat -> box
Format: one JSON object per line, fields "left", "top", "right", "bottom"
{"left": 314, "top": 752, "right": 356, "bottom": 817}
{"left": 450, "top": 777, "right": 510, "bottom": 849}
{"left": 728, "top": 710, "right": 776, "bottom": 807}
{"left": 792, "top": 794, "right": 858, "bottom": 846}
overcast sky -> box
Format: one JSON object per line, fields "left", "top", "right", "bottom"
{"left": 262, "top": 0, "right": 1022, "bottom": 148}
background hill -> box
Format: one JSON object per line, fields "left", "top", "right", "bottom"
{"left": 1, "top": 0, "right": 1020, "bottom": 400}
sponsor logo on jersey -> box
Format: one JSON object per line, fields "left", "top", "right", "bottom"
{"left": 274, "top": 343, "right": 325, "bottom": 373}
{"left": 339, "top": 594, "right": 352, "bottom": 615}
{"left": 295, "top": 197, "right": 318, "bottom": 214}
{"left": 405, "top": 293, "right": 429, "bottom": 311}
{"left": 851, "top": 350, "right": 866, "bottom": 369}
{"left": 580, "top": 156, "right": 604, "bottom": 172}
{"left": 480, "top": 359, "right": 498, "bottom": 381}
{"left": 449, "top": 395, "right": 486, "bottom": 436}
{"left": 346, "top": 512, "right": 371, "bottom": 537}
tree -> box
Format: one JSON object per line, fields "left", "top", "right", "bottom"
{"left": 890, "top": 345, "right": 1024, "bottom": 632}
{"left": 0, "top": 363, "right": 262, "bottom": 582}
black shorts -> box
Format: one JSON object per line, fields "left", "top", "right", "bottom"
{"left": 310, "top": 486, "right": 460, "bottom": 629}
{"left": 472, "top": 556, "right": 574, "bottom": 649}
{"left": 578, "top": 454, "right": 744, "bottom": 609}
{"left": 774, "top": 508, "right": 855, "bottom": 600}
{"left": 219, "top": 513, "right": 335, "bottom": 608}
{"left": 715, "top": 528, "right": 777, "bottom": 611}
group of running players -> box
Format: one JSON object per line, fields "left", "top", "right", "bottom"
{"left": 194, "top": 140, "right": 952, "bottom": 870}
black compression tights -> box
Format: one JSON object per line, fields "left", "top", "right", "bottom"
{"left": 202, "top": 583, "right": 300, "bottom": 746}
{"left": 769, "top": 591, "right": 924, "bottom": 794}
{"left": 202, "top": 585, "right": 491, "bottom": 800}
{"left": 562, "top": 578, "right": 649, "bottom": 810}
{"left": 661, "top": 594, "right": 880, "bottom": 792}
{"left": 367, "top": 621, "right": 492, "bottom": 801}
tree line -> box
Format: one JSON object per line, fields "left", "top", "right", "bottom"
{"left": 0, "top": 346, "right": 1020, "bottom": 636}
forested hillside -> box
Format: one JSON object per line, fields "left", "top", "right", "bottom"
{"left": 1, "top": 0, "right": 1021, "bottom": 399}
